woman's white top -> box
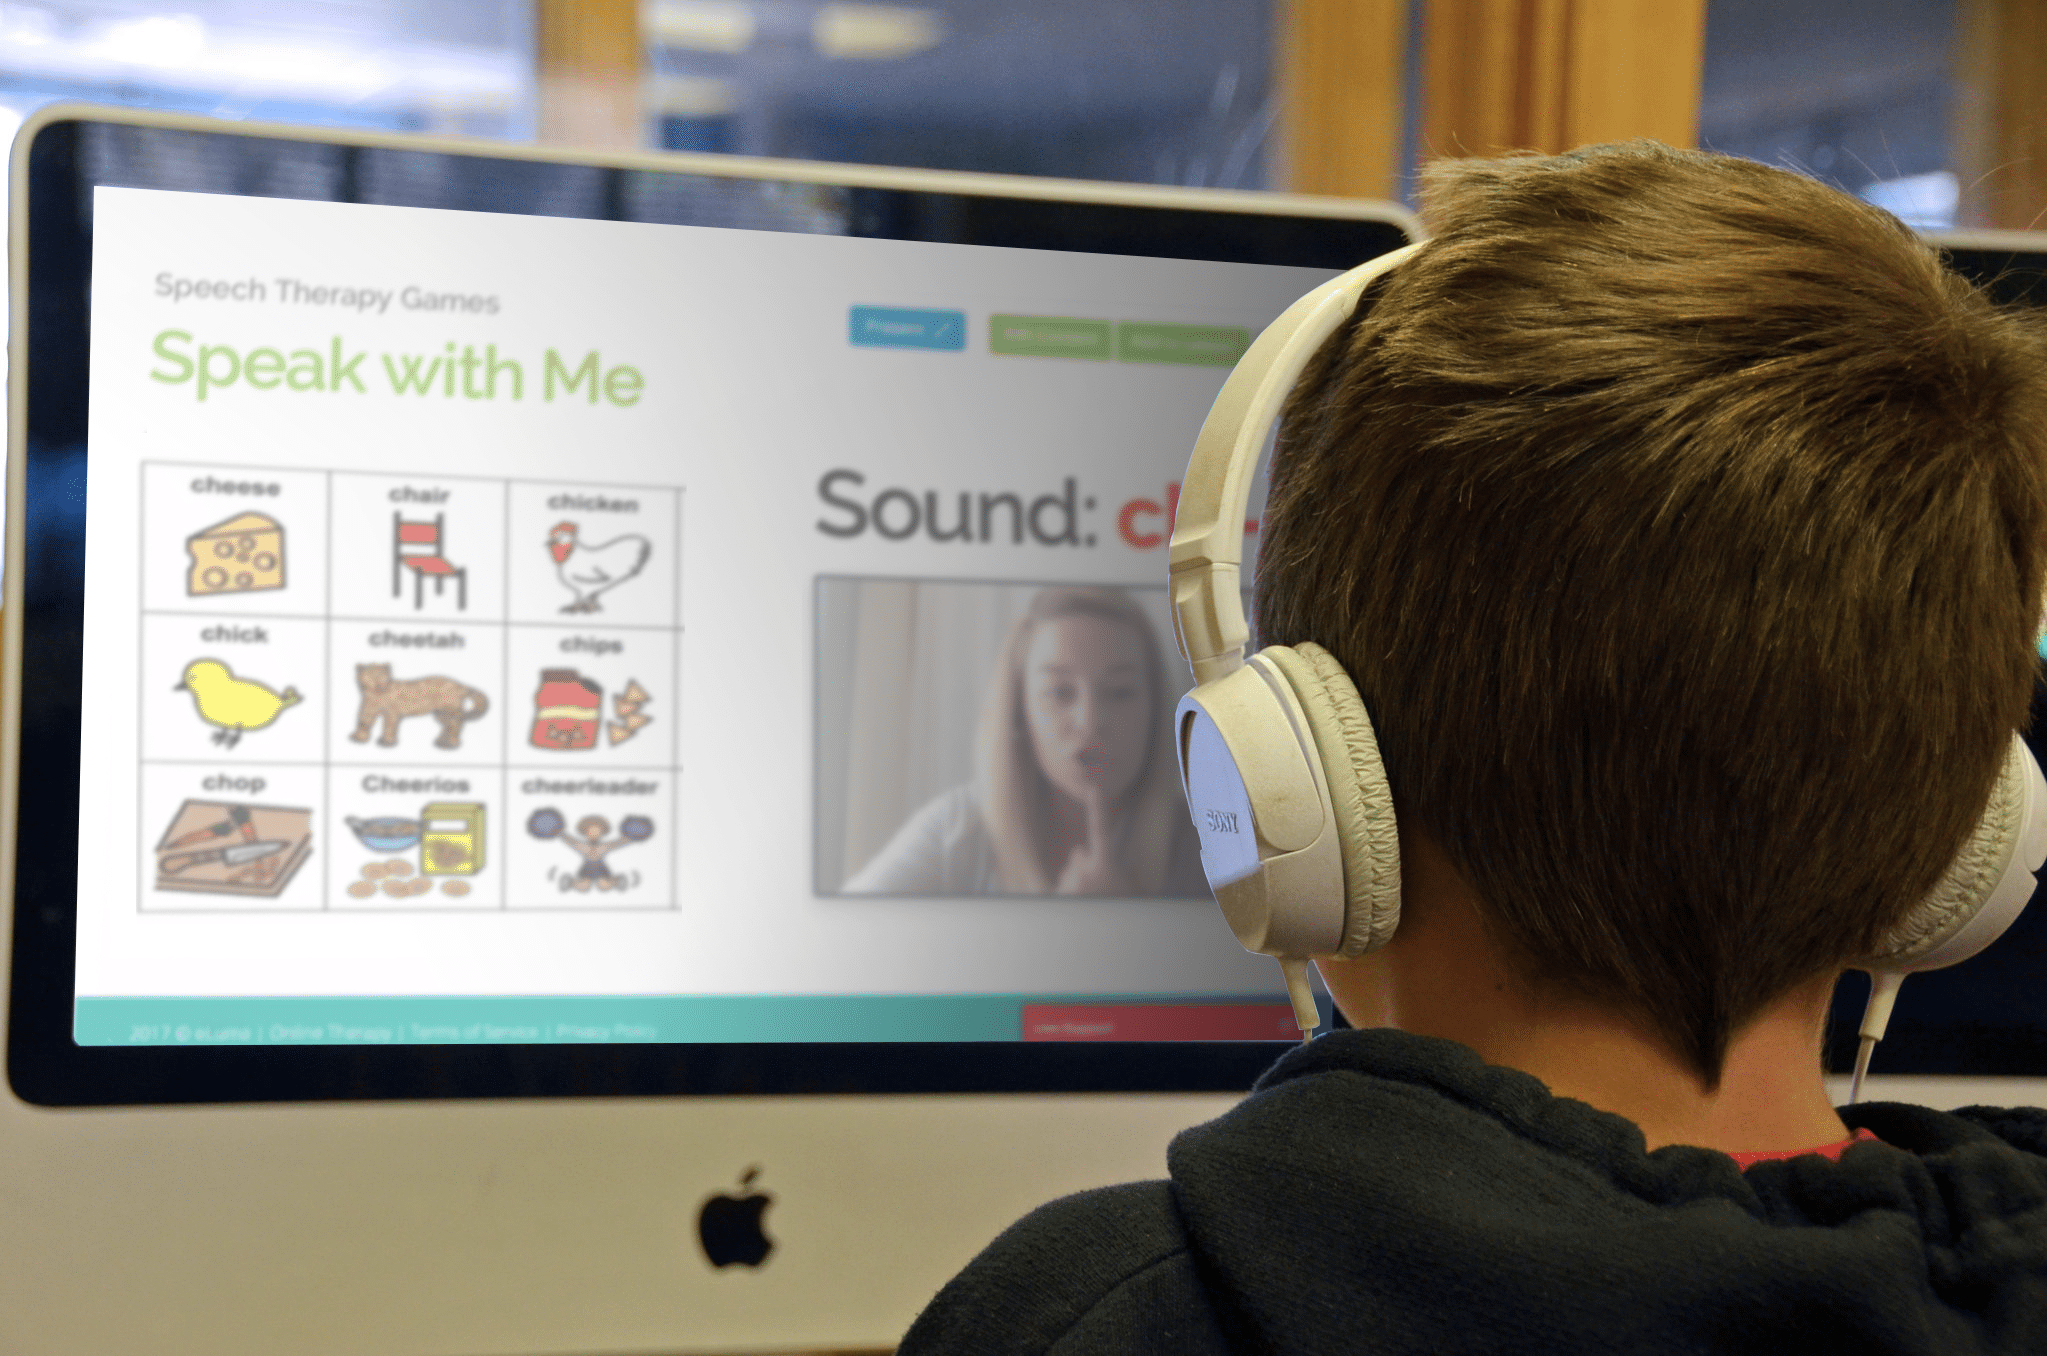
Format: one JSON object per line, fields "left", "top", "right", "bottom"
{"left": 843, "top": 785, "right": 998, "bottom": 895}
{"left": 842, "top": 784, "right": 1209, "bottom": 897}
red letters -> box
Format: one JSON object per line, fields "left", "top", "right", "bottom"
{"left": 1115, "top": 482, "right": 1258, "bottom": 550}
{"left": 1117, "top": 496, "right": 1164, "bottom": 550}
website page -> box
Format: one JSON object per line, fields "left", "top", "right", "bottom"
{"left": 74, "top": 185, "right": 1331, "bottom": 1047}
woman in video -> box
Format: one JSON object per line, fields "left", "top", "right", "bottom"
{"left": 845, "top": 586, "right": 1206, "bottom": 897}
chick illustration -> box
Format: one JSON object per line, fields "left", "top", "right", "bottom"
{"left": 175, "top": 659, "right": 301, "bottom": 748}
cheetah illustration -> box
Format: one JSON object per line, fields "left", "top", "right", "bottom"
{"left": 349, "top": 664, "right": 489, "bottom": 750}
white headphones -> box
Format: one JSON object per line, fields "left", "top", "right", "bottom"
{"left": 1169, "top": 243, "right": 2047, "bottom": 1098}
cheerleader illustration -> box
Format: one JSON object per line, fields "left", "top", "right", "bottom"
{"left": 526, "top": 807, "right": 654, "bottom": 892}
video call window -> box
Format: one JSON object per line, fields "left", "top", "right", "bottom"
{"left": 815, "top": 576, "right": 1210, "bottom": 900}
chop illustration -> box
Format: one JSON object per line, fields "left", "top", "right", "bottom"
{"left": 175, "top": 658, "right": 301, "bottom": 748}
{"left": 151, "top": 799, "right": 313, "bottom": 898}
{"left": 547, "top": 521, "right": 651, "bottom": 614}
{"left": 158, "top": 839, "right": 289, "bottom": 875}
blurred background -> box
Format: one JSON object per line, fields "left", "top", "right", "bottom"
{"left": 1, "top": 0, "right": 2038, "bottom": 232}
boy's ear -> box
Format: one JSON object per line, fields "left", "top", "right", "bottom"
{"left": 1258, "top": 642, "right": 1401, "bottom": 960}
{"left": 1174, "top": 640, "right": 1402, "bottom": 1036}
{"left": 1849, "top": 735, "right": 2047, "bottom": 1101}
{"left": 1865, "top": 734, "right": 2047, "bottom": 976}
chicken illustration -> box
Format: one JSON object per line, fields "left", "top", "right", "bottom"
{"left": 547, "top": 521, "right": 652, "bottom": 614}
{"left": 175, "top": 659, "right": 301, "bottom": 748}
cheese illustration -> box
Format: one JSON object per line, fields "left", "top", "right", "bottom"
{"left": 187, "top": 512, "right": 286, "bottom": 596}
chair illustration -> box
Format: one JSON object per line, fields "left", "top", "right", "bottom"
{"left": 392, "top": 512, "right": 468, "bottom": 611}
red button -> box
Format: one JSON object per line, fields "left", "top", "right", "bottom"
{"left": 1020, "top": 1003, "right": 1300, "bottom": 1042}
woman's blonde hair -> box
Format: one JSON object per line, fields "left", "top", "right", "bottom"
{"left": 975, "top": 587, "right": 1186, "bottom": 894}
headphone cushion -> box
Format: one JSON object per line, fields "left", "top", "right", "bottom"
{"left": 1870, "top": 737, "right": 2030, "bottom": 966}
{"left": 1262, "top": 642, "right": 1401, "bottom": 957}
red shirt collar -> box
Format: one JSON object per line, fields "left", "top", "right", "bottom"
{"left": 1725, "top": 1126, "right": 1881, "bottom": 1171}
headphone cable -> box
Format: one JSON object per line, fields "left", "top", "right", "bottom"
{"left": 1279, "top": 957, "right": 1319, "bottom": 1043}
{"left": 1848, "top": 970, "right": 1906, "bottom": 1105}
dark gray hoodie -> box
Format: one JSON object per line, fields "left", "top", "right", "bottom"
{"left": 900, "top": 1028, "right": 2047, "bottom": 1354}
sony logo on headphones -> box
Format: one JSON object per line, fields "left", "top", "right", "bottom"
{"left": 1203, "top": 809, "right": 1241, "bottom": 835}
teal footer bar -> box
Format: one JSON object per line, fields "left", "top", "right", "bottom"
{"left": 71, "top": 993, "right": 1294, "bottom": 1046}
{"left": 77, "top": 994, "right": 1030, "bottom": 1045}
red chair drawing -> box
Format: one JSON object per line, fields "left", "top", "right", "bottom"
{"left": 392, "top": 512, "right": 467, "bottom": 610}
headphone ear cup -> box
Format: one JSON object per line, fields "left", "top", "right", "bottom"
{"left": 1259, "top": 642, "right": 1401, "bottom": 958}
{"left": 1867, "top": 734, "right": 2047, "bottom": 972}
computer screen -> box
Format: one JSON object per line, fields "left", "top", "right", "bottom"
{"left": 10, "top": 110, "right": 1414, "bottom": 1106}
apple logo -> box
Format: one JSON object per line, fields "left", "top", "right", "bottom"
{"left": 697, "top": 1166, "right": 774, "bottom": 1268}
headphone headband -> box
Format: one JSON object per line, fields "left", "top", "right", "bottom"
{"left": 1168, "top": 242, "right": 1424, "bottom": 686}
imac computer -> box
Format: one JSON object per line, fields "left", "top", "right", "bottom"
{"left": 10, "top": 107, "right": 2045, "bottom": 1353}
{"left": 3, "top": 105, "right": 1417, "bottom": 1354}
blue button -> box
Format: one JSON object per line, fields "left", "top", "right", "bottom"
{"left": 849, "top": 305, "right": 966, "bottom": 351}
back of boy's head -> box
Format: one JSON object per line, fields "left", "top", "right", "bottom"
{"left": 1256, "top": 141, "right": 2047, "bottom": 1081}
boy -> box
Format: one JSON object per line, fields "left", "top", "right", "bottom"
{"left": 899, "top": 143, "right": 2047, "bottom": 1353}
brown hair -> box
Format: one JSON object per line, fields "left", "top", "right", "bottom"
{"left": 1256, "top": 142, "right": 2047, "bottom": 1080}
{"left": 977, "top": 587, "right": 1184, "bottom": 893}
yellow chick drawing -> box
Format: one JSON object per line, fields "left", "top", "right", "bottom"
{"left": 175, "top": 659, "right": 301, "bottom": 748}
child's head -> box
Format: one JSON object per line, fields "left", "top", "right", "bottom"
{"left": 1256, "top": 142, "right": 2047, "bottom": 1080}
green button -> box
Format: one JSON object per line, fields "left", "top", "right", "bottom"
{"left": 989, "top": 314, "right": 1112, "bottom": 360}
{"left": 1116, "top": 322, "right": 1251, "bottom": 367}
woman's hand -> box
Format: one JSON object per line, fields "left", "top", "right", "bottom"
{"left": 1055, "top": 787, "right": 1131, "bottom": 895}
